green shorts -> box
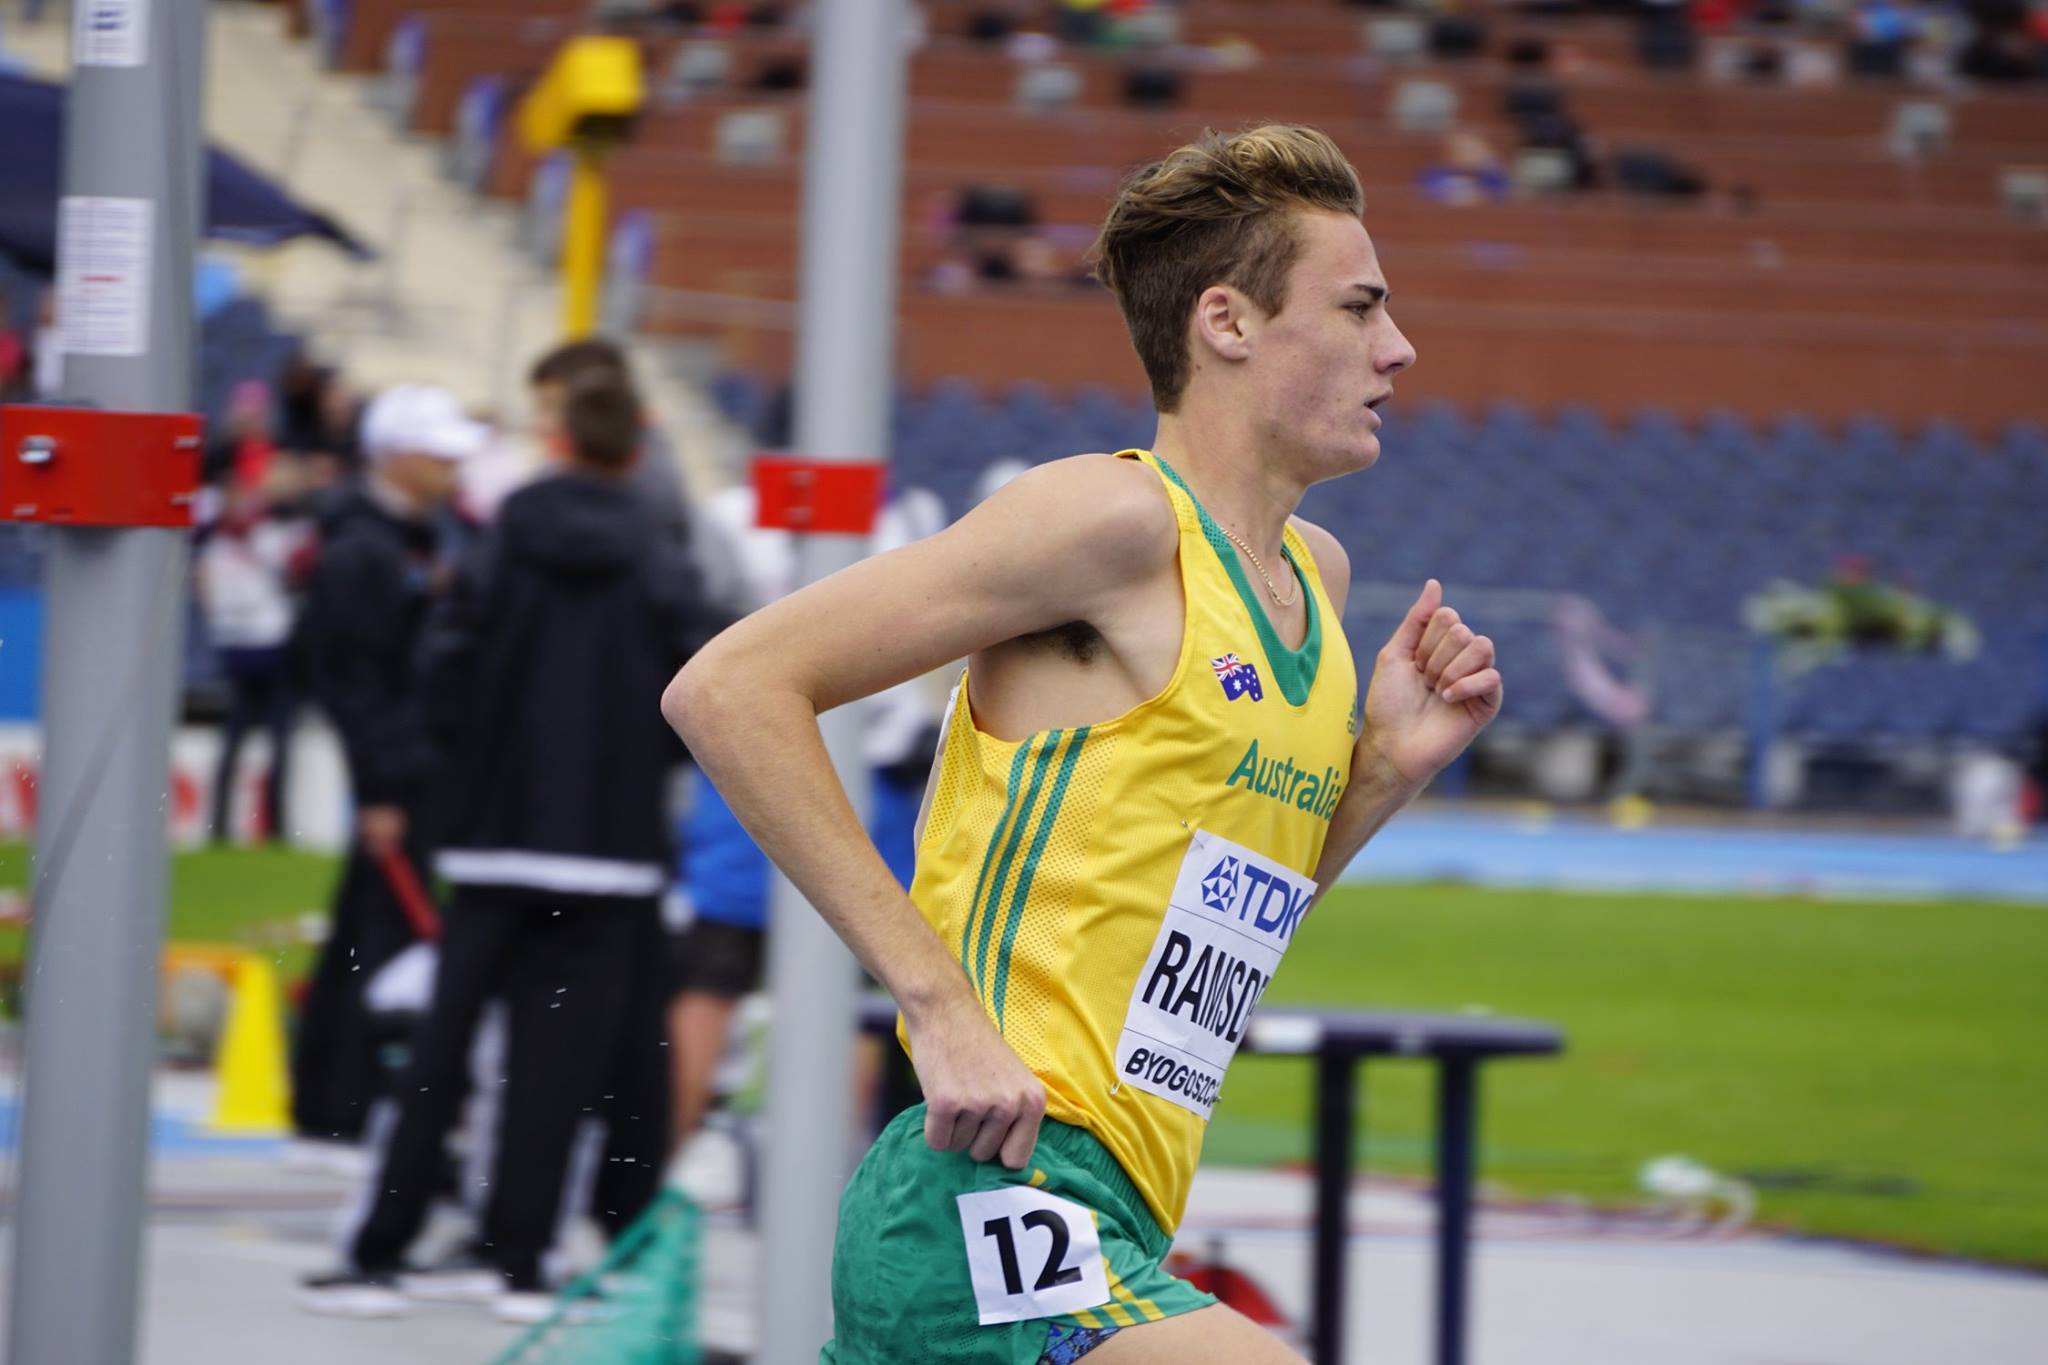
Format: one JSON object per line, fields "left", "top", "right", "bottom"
{"left": 821, "top": 1104, "right": 1216, "bottom": 1365}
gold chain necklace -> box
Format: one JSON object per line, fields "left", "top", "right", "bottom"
{"left": 1218, "top": 524, "right": 1298, "bottom": 608}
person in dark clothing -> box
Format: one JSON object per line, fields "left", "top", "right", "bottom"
{"left": 527, "top": 336, "right": 692, "bottom": 544}
{"left": 196, "top": 483, "right": 311, "bottom": 843}
{"left": 289, "top": 385, "right": 484, "bottom": 1148}
{"left": 300, "top": 375, "right": 727, "bottom": 1322}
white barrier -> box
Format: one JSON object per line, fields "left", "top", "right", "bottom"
{"left": 0, "top": 718, "right": 352, "bottom": 852}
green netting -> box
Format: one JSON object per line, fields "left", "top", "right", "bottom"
{"left": 489, "top": 1187, "right": 703, "bottom": 1365}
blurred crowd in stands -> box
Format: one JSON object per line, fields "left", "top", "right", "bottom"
{"left": 852, "top": 0, "right": 2048, "bottom": 291}
{"left": 611, "top": 0, "right": 2048, "bottom": 86}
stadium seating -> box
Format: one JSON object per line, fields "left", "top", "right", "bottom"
{"left": 713, "top": 368, "right": 2047, "bottom": 745}
{"left": 309, "top": 0, "right": 2048, "bottom": 425}
{"left": 287, "top": 0, "right": 2048, "bottom": 746}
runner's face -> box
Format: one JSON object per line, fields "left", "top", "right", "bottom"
{"left": 1250, "top": 211, "right": 1415, "bottom": 481}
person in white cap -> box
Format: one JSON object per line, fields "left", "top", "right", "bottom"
{"left": 288, "top": 385, "right": 486, "bottom": 1156}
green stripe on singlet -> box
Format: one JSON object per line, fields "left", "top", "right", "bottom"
{"left": 991, "top": 726, "right": 1089, "bottom": 1030}
{"left": 960, "top": 742, "right": 1032, "bottom": 977}
{"left": 972, "top": 731, "right": 1063, "bottom": 1005}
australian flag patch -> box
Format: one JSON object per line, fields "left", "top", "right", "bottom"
{"left": 1210, "top": 652, "right": 1264, "bottom": 702}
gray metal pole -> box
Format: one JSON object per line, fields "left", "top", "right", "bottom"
{"left": 755, "top": 0, "right": 909, "bottom": 1358}
{"left": 8, "top": 0, "right": 205, "bottom": 1360}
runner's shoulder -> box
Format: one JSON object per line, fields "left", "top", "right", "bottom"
{"left": 969, "top": 452, "right": 1179, "bottom": 580}
{"left": 1287, "top": 516, "right": 1351, "bottom": 613}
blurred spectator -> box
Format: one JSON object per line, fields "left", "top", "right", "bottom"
{"left": 1958, "top": 0, "right": 2047, "bottom": 79}
{"left": 1503, "top": 75, "right": 1566, "bottom": 126}
{"left": 303, "top": 374, "right": 726, "bottom": 1319}
{"left": 1849, "top": 0, "right": 1914, "bottom": 75}
{"left": 31, "top": 286, "right": 61, "bottom": 400}
{"left": 957, "top": 182, "right": 1038, "bottom": 230}
{"left": 528, "top": 336, "right": 691, "bottom": 544}
{"left": 966, "top": 6, "right": 1018, "bottom": 42}
{"left": 1122, "top": 63, "right": 1183, "bottom": 107}
{"left": 666, "top": 482, "right": 946, "bottom": 1156}
{"left": 928, "top": 184, "right": 1101, "bottom": 292}
{"left": 1692, "top": 0, "right": 1743, "bottom": 33}
{"left": 0, "top": 287, "right": 28, "bottom": 400}
{"left": 1011, "top": 233, "right": 1093, "bottom": 287}
{"left": 278, "top": 354, "right": 350, "bottom": 453}
{"left": 1639, "top": 0, "right": 1700, "bottom": 69}
{"left": 1519, "top": 107, "right": 1602, "bottom": 191}
{"left": 1738, "top": 39, "right": 1789, "bottom": 81}
{"left": 1055, "top": 0, "right": 1111, "bottom": 45}
{"left": 289, "top": 385, "right": 483, "bottom": 1148}
{"left": 206, "top": 380, "right": 280, "bottom": 491}
{"left": 1429, "top": 12, "right": 1489, "bottom": 58}
{"left": 1614, "top": 146, "right": 1710, "bottom": 198}
{"left": 276, "top": 354, "right": 365, "bottom": 495}
{"left": 749, "top": 54, "right": 805, "bottom": 90}
{"left": 1419, "top": 131, "right": 1512, "bottom": 206}
{"left": 195, "top": 483, "right": 310, "bottom": 843}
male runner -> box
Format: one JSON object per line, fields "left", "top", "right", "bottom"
{"left": 663, "top": 124, "right": 1502, "bottom": 1364}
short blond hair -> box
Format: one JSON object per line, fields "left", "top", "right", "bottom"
{"left": 1092, "top": 125, "right": 1365, "bottom": 412}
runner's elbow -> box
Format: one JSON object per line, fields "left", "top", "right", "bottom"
{"left": 661, "top": 655, "right": 723, "bottom": 745}
{"left": 663, "top": 642, "right": 796, "bottom": 747}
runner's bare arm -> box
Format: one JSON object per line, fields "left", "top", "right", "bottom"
{"left": 661, "top": 455, "right": 1176, "bottom": 1167}
{"left": 1308, "top": 576, "right": 1502, "bottom": 901}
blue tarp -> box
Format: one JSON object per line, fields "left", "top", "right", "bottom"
{"left": 0, "top": 70, "right": 371, "bottom": 273}
{"left": 0, "top": 590, "right": 41, "bottom": 723}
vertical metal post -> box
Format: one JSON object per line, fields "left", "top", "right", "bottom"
{"left": 8, "top": 0, "right": 205, "bottom": 1360}
{"left": 560, "top": 144, "right": 607, "bottom": 337}
{"left": 755, "top": 1, "right": 908, "bottom": 1360}
{"left": 1432, "top": 1059, "right": 1481, "bottom": 1365}
{"left": 1309, "top": 1051, "right": 1360, "bottom": 1364}
{"left": 1746, "top": 638, "right": 1776, "bottom": 810}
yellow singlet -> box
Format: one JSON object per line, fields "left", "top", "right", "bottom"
{"left": 905, "top": 449, "right": 1359, "bottom": 1234}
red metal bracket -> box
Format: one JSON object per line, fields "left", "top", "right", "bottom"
{"left": 0, "top": 406, "right": 204, "bottom": 528}
{"left": 752, "top": 455, "right": 887, "bottom": 535}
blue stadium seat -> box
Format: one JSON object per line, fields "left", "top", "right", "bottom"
{"left": 711, "top": 371, "right": 769, "bottom": 435}
{"left": 1841, "top": 413, "right": 1903, "bottom": 461}
{"left": 1999, "top": 420, "right": 2046, "bottom": 464}
{"left": 1409, "top": 398, "right": 1469, "bottom": 444}
{"left": 1625, "top": 406, "right": 1690, "bottom": 454}
{"left": 1697, "top": 409, "right": 1752, "bottom": 453}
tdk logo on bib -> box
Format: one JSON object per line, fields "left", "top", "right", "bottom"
{"left": 1199, "top": 858, "right": 1239, "bottom": 912}
{"left": 1113, "top": 830, "right": 1317, "bottom": 1120}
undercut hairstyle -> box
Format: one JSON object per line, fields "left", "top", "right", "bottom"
{"left": 528, "top": 336, "right": 630, "bottom": 389}
{"left": 561, "top": 374, "right": 642, "bottom": 472}
{"left": 1091, "top": 124, "right": 1366, "bottom": 412}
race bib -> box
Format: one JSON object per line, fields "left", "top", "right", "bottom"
{"left": 1113, "top": 830, "right": 1316, "bottom": 1119}
{"left": 956, "top": 1186, "right": 1111, "bottom": 1325}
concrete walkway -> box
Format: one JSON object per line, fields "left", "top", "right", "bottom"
{"left": 2, "top": 1074, "right": 2043, "bottom": 1364}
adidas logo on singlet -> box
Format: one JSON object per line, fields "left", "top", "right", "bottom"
{"left": 1225, "top": 738, "right": 1344, "bottom": 822}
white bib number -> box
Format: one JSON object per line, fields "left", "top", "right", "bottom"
{"left": 956, "top": 1186, "right": 1111, "bottom": 1325}
{"left": 1113, "top": 829, "right": 1316, "bottom": 1119}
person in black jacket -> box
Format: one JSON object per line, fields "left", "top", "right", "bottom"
{"left": 300, "top": 374, "right": 726, "bottom": 1320}
{"left": 289, "top": 384, "right": 482, "bottom": 1147}
{"left": 528, "top": 336, "right": 692, "bottom": 545}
